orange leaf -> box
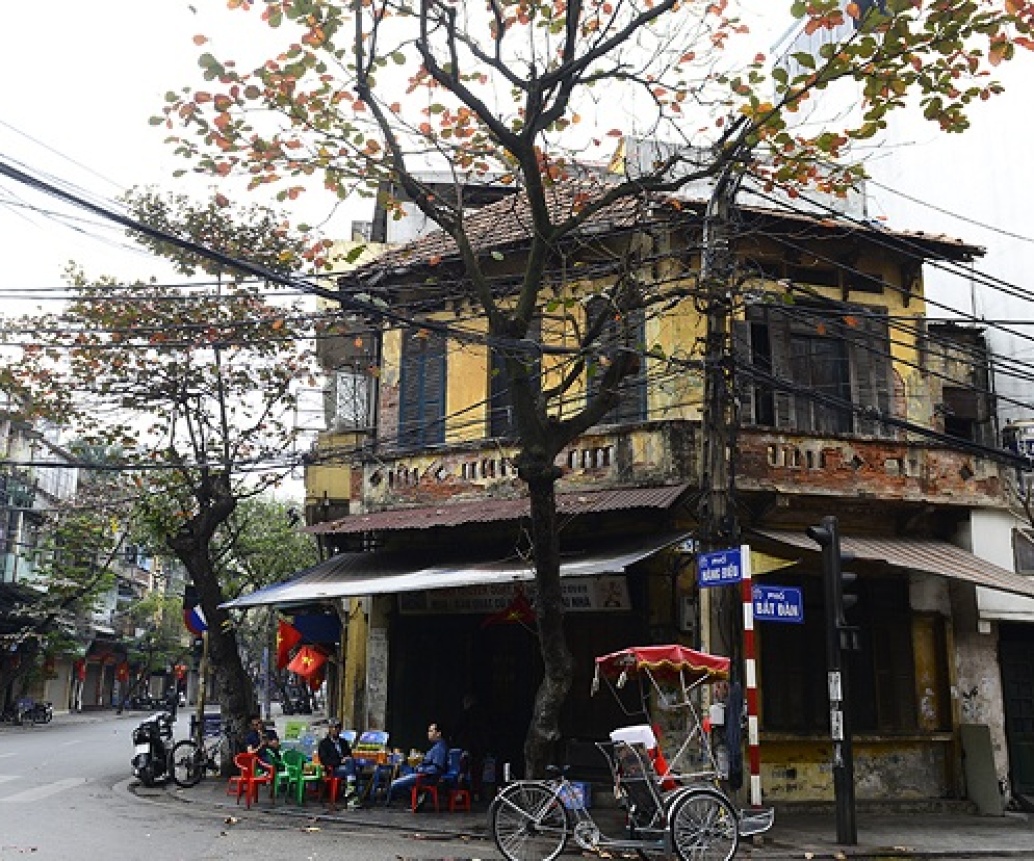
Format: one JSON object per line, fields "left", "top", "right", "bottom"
{"left": 193, "top": 34, "right": 209, "bottom": 45}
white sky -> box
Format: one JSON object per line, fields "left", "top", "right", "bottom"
{"left": 0, "top": 1, "right": 793, "bottom": 308}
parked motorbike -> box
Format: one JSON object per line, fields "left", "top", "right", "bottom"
{"left": 23, "top": 701, "right": 53, "bottom": 724}
{"left": 0, "top": 699, "right": 52, "bottom": 726}
{"left": 131, "top": 711, "right": 175, "bottom": 786}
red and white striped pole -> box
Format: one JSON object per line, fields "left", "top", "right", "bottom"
{"left": 740, "top": 544, "right": 762, "bottom": 807}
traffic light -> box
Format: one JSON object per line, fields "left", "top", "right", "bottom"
{"left": 806, "top": 516, "right": 861, "bottom": 652}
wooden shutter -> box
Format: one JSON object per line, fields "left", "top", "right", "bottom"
{"left": 586, "top": 301, "right": 647, "bottom": 426}
{"left": 763, "top": 307, "right": 796, "bottom": 430}
{"left": 489, "top": 319, "right": 542, "bottom": 439}
{"left": 848, "top": 309, "right": 892, "bottom": 438}
{"left": 732, "top": 319, "right": 755, "bottom": 427}
{"left": 398, "top": 329, "right": 446, "bottom": 447}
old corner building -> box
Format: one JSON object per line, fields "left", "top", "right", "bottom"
{"left": 229, "top": 182, "right": 1034, "bottom": 810}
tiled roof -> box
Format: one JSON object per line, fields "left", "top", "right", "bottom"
{"left": 349, "top": 178, "right": 641, "bottom": 276}
{"left": 306, "top": 482, "right": 692, "bottom": 536}
{"left": 340, "top": 180, "right": 981, "bottom": 285}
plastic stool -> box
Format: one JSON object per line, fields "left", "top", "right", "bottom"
{"left": 449, "top": 787, "right": 472, "bottom": 812}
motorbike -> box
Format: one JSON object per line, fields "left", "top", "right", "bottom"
{"left": 0, "top": 699, "right": 52, "bottom": 726}
{"left": 23, "top": 701, "right": 53, "bottom": 724}
{"left": 131, "top": 711, "right": 175, "bottom": 786}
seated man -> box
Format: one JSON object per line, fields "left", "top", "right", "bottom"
{"left": 388, "top": 721, "right": 448, "bottom": 808}
{"left": 318, "top": 718, "right": 359, "bottom": 809}
{"left": 244, "top": 713, "right": 281, "bottom": 772}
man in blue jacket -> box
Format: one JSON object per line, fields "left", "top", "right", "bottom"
{"left": 389, "top": 721, "right": 449, "bottom": 808}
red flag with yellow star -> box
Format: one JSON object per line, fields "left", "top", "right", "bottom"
{"left": 480, "top": 586, "right": 536, "bottom": 629}
{"left": 276, "top": 619, "right": 303, "bottom": 670}
{"left": 286, "top": 645, "right": 327, "bottom": 679}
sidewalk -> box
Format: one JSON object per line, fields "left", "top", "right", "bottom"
{"left": 31, "top": 708, "right": 1034, "bottom": 858}
{"left": 146, "top": 770, "right": 1034, "bottom": 859}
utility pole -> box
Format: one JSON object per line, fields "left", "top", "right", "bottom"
{"left": 806, "top": 515, "right": 858, "bottom": 845}
{"left": 700, "top": 164, "right": 743, "bottom": 550}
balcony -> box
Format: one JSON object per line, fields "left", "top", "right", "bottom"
{"left": 357, "top": 421, "right": 700, "bottom": 510}
{"left": 736, "top": 428, "right": 1007, "bottom": 508}
{"left": 318, "top": 419, "right": 1007, "bottom": 515}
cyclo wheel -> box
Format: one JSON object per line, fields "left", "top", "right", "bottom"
{"left": 490, "top": 780, "right": 569, "bottom": 861}
{"left": 170, "top": 739, "right": 205, "bottom": 788}
{"left": 669, "top": 786, "right": 740, "bottom": 861}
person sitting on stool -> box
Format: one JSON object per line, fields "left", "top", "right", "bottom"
{"left": 389, "top": 721, "right": 448, "bottom": 809}
{"left": 318, "top": 718, "right": 358, "bottom": 809}
{"left": 244, "top": 713, "right": 281, "bottom": 773}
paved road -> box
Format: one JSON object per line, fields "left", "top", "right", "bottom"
{"left": 0, "top": 711, "right": 500, "bottom": 861}
{"left": 4, "top": 710, "right": 1034, "bottom": 860}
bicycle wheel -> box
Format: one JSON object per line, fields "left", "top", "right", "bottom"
{"left": 490, "top": 781, "right": 569, "bottom": 861}
{"left": 170, "top": 739, "right": 205, "bottom": 788}
{"left": 669, "top": 787, "right": 739, "bottom": 861}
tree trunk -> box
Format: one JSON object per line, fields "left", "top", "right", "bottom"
{"left": 522, "top": 464, "right": 574, "bottom": 779}
{"left": 166, "top": 482, "right": 255, "bottom": 748}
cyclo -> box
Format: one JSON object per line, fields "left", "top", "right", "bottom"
{"left": 489, "top": 645, "right": 773, "bottom": 861}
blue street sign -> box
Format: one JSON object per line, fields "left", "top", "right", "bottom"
{"left": 697, "top": 547, "right": 744, "bottom": 588}
{"left": 752, "top": 585, "right": 804, "bottom": 624}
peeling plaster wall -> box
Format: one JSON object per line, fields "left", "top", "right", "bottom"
{"left": 762, "top": 740, "right": 951, "bottom": 802}
{"left": 952, "top": 599, "right": 1010, "bottom": 789}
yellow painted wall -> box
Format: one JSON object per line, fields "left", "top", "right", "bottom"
{"left": 446, "top": 316, "right": 488, "bottom": 443}
{"left": 341, "top": 598, "right": 368, "bottom": 732}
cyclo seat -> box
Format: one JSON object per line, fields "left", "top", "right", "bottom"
{"left": 610, "top": 741, "right": 666, "bottom": 834}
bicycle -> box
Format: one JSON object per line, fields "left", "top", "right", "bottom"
{"left": 490, "top": 740, "right": 743, "bottom": 861}
{"left": 170, "top": 721, "right": 237, "bottom": 788}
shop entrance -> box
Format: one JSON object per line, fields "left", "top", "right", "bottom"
{"left": 386, "top": 613, "right": 540, "bottom": 768}
{"left": 1001, "top": 624, "right": 1034, "bottom": 796}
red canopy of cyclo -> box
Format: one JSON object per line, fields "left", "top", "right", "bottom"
{"left": 595, "top": 644, "right": 730, "bottom": 686}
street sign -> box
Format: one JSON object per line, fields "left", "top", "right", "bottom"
{"left": 697, "top": 547, "right": 745, "bottom": 588}
{"left": 752, "top": 584, "right": 804, "bottom": 623}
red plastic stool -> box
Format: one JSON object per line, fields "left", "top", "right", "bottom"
{"left": 449, "top": 787, "right": 472, "bottom": 812}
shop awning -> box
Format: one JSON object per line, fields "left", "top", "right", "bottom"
{"left": 223, "top": 531, "right": 691, "bottom": 610}
{"left": 306, "top": 483, "right": 691, "bottom": 535}
{"left": 752, "top": 529, "right": 1034, "bottom": 599}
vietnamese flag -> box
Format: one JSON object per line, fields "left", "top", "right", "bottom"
{"left": 306, "top": 665, "right": 326, "bottom": 692}
{"left": 287, "top": 645, "right": 327, "bottom": 679}
{"left": 276, "top": 620, "right": 303, "bottom": 670}
{"left": 481, "top": 586, "right": 536, "bottom": 629}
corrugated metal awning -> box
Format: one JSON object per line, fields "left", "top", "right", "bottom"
{"left": 223, "top": 531, "right": 690, "bottom": 610}
{"left": 306, "top": 483, "right": 691, "bottom": 535}
{"left": 752, "top": 529, "right": 1034, "bottom": 599}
